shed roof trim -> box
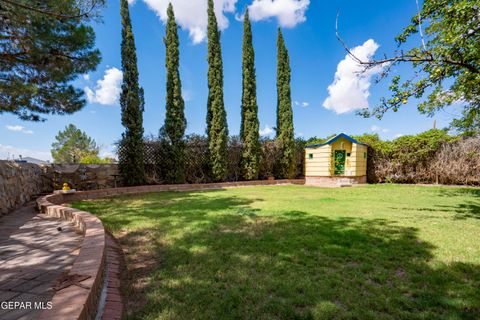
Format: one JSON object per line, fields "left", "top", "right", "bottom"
{"left": 305, "top": 133, "right": 368, "bottom": 148}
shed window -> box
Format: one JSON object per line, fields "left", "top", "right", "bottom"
{"left": 364, "top": 152, "right": 367, "bottom": 159}
{"left": 308, "top": 153, "right": 313, "bottom": 159}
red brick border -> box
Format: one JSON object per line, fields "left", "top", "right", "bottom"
{"left": 49, "top": 179, "right": 305, "bottom": 203}
{"left": 36, "top": 179, "right": 304, "bottom": 319}
{"left": 101, "top": 233, "right": 125, "bottom": 320}
{"left": 36, "top": 194, "right": 106, "bottom": 320}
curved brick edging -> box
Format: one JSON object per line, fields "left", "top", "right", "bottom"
{"left": 36, "top": 194, "right": 106, "bottom": 320}
{"left": 35, "top": 179, "right": 304, "bottom": 319}
{"left": 101, "top": 233, "right": 126, "bottom": 320}
{"left": 42, "top": 179, "right": 305, "bottom": 204}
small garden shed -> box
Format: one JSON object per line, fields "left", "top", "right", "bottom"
{"left": 305, "top": 133, "right": 368, "bottom": 186}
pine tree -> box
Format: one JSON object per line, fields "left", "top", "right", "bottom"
{"left": 118, "top": 0, "right": 146, "bottom": 186}
{"left": 0, "top": 0, "right": 104, "bottom": 121}
{"left": 240, "top": 9, "right": 260, "bottom": 180}
{"left": 206, "top": 0, "right": 229, "bottom": 182}
{"left": 164, "top": 3, "right": 187, "bottom": 183}
{"left": 51, "top": 124, "right": 99, "bottom": 164}
{"left": 276, "top": 29, "right": 296, "bottom": 179}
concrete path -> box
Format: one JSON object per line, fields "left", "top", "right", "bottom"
{"left": 0, "top": 203, "right": 83, "bottom": 320}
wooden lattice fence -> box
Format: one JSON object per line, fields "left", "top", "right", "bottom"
{"left": 117, "top": 136, "right": 306, "bottom": 184}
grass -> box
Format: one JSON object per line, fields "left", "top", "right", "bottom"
{"left": 72, "top": 184, "right": 480, "bottom": 320}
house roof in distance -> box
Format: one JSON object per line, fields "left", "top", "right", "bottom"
{"left": 305, "top": 133, "right": 368, "bottom": 148}
{"left": 16, "top": 157, "right": 50, "bottom": 165}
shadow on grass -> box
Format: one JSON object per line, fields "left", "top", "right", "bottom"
{"left": 75, "top": 191, "right": 480, "bottom": 319}
{"left": 76, "top": 190, "right": 260, "bottom": 232}
{"left": 389, "top": 187, "right": 480, "bottom": 220}
{"left": 387, "top": 204, "right": 480, "bottom": 220}
{"left": 446, "top": 202, "right": 480, "bottom": 220}
{"left": 438, "top": 187, "right": 480, "bottom": 198}
{"left": 437, "top": 187, "right": 480, "bottom": 220}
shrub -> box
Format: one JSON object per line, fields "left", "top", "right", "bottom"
{"left": 355, "top": 130, "right": 479, "bottom": 185}
{"left": 126, "top": 135, "right": 305, "bottom": 185}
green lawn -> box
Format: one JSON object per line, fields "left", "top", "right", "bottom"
{"left": 72, "top": 184, "right": 480, "bottom": 320}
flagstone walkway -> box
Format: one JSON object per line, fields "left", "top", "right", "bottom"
{"left": 0, "top": 203, "right": 83, "bottom": 320}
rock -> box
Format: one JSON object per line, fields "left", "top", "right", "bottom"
{"left": 0, "top": 161, "right": 52, "bottom": 214}
{"left": 0, "top": 161, "right": 122, "bottom": 215}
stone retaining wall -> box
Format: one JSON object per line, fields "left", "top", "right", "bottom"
{"left": 0, "top": 161, "right": 51, "bottom": 215}
{"left": 50, "top": 164, "right": 119, "bottom": 191}
{"left": 0, "top": 162, "right": 120, "bottom": 215}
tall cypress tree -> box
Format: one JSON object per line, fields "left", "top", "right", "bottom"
{"left": 240, "top": 9, "right": 260, "bottom": 180}
{"left": 206, "top": 0, "right": 229, "bottom": 182}
{"left": 118, "top": 0, "right": 146, "bottom": 186}
{"left": 164, "top": 3, "right": 186, "bottom": 183}
{"left": 276, "top": 29, "right": 296, "bottom": 179}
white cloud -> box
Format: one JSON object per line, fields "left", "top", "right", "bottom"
{"left": 99, "top": 145, "right": 117, "bottom": 159}
{"left": 323, "top": 39, "right": 385, "bottom": 114}
{"left": 259, "top": 125, "right": 274, "bottom": 136}
{"left": 84, "top": 67, "right": 123, "bottom": 106}
{"left": 82, "top": 74, "right": 90, "bottom": 81}
{"left": 371, "top": 125, "right": 389, "bottom": 133}
{"left": 0, "top": 144, "right": 51, "bottom": 161}
{"left": 140, "top": 0, "right": 308, "bottom": 43}
{"left": 141, "top": 0, "right": 238, "bottom": 44}
{"left": 294, "top": 101, "right": 309, "bottom": 107}
{"left": 6, "top": 125, "right": 23, "bottom": 132}
{"left": 100, "top": 150, "right": 117, "bottom": 159}
{"left": 395, "top": 133, "right": 404, "bottom": 138}
{"left": 248, "top": 0, "right": 310, "bottom": 27}
{"left": 6, "top": 125, "right": 33, "bottom": 134}
{"left": 182, "top": 89, "right": 193, "bottom": 102}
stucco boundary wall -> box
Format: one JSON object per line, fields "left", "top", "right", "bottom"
{"left": 35, "top": 179, "right": 305, "bottom": 320}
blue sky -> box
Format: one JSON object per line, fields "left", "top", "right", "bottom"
{"left": 1, "top": 0, "right": 458, "bottom": 161}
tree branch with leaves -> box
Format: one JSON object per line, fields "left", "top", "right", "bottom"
{"left": 337, "top": 0, "right": 480, "bottom": 135}
{"left": 0, "top": 0, "right": 104, "bottom": 121}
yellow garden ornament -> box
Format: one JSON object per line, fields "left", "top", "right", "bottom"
{"left": 54, "top": 182, "right": 76, "bottom": 195}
